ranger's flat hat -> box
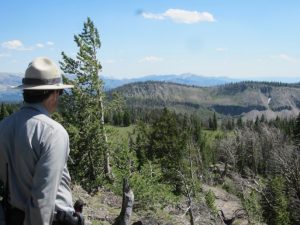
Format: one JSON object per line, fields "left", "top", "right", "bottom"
{"left": 17, "top": 57, "right": 74, "bottom": 90}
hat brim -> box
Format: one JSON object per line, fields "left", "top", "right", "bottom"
{"left": 16, "top": 84, "right": 74, "bottom": 90}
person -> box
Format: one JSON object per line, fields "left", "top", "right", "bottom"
{"left": 0, "top": 57, "right": 83, "bottom": 225}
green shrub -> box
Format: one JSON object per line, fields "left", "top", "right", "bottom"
{"left": 205, "top": 190, "right": 217, "bottom": 215}
{"left": 262, "top": 176, "right": 291, "bottom": 225}
{"left": 130, "top": 162, "right": 178, "bottom": 210}
{"left": 221, "top": 178, "right": 237, "bottom": 195}
{"left": 242, "top": 190, "right": 264, "bottom": 224}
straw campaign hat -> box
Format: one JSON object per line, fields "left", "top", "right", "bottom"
{"left": 17, "top": 57, "right": 73, "bottom": 90}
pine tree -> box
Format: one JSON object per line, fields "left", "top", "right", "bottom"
{"left": 294, "top": 113, "right": 300, "bottom": 143}
{"left": 208, "top": 117, "right": 214, "bottom": 130}
{"left": 60, "top": 17, "right": 113, "bottom": 191}
{"left": 122, "top": 110, "right": 130, "bottom": 127}
{"left": 149, "top": 108, "right": 187, "bottom": 194}
{"left": 263, "top": 176, "right": 291, "bottom": 225}
{"left": 112, "top": 111, "right": 122, "bottom": 126}
{"left": 131, "top": 121, "right": 150, "bottom": 171}
{"left": 260, "top": 114, "right": 266, "bottom": 123}
{"left": 213, "top": 112, "right": 217, "bottom": 130}
{"left": 237, "top": 117, "right": 243, "bottom": 128}
{"left": 254, "top": 116, "right": 260, "bottom": 129}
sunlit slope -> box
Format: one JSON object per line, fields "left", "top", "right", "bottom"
{"left": 110, "top": 81, "right": 300, "bottom": 119}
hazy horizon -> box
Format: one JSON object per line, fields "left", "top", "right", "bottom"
{"left": 1, "top": 71, "right": 299, "bottom": 84}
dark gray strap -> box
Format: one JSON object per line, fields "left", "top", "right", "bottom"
{"left": 22, "top": 77, "right": 61, "bottom": 85}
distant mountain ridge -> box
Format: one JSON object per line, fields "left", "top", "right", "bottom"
{"left": 0, "top": 72, "right": 238, "bottom": 102}
{"left": 109, "top": 81, "right": 300, "bottom": 120}
{"left": 0, "top": 73, "right": 23, "bottom": 102}
{"left": 103, "top": 73, "right": 239, "bottom": 90}
{"left": 2, "top": 73, "right": 300, "bottom": 120}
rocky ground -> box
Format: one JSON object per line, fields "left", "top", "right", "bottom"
{"left": 71, "top": 171, "right": 262, "bottom": 225}
{"left": 202, "top": 184, "right": 248, "bottom": 225}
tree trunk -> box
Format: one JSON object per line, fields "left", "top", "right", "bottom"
{"left": 113, "top": 178, "right": 134, "bottom": 225}
{"left": 221, "top": 162, "right": 228, "bottom": 179}
{"left": 99, "top": 95, "right": 114, "bottom": 181}
{"left": 187, "top": 195, "right": 195, "bottom": 225}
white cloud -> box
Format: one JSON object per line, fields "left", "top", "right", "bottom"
{"left": 139, "top": 56, "right": 163, "bottom": 63}
{"left": 36, "top": 43, "right": 44, "bottom": 48}
{"left": 1, "top": 40, "right": 34, "bottom": 51}
{"left": 0, "top": 53, "right": 10, "bottom": 58}
{"left": 216, "top": 48, "right": 228, "bottom": 52}
{"left": 271, "top": 53, "right": 296, "bottom": 62}
{"left": 142, "top": 12, "right": 164, "bottom": 20}
{"left": 142, "top": 8, "right": 215, "bottom": 24}
{"left": 164, "top": 9, "right": 215, "bottom": 24}
{"left": 46, "top": 41, "right": 54, "bottom": 46}
{"left": 278, "top": 54, "right": 294, "bottom": 62}
{"left": 1, "top": 40, "right": 56, "bottom": 51}
{"left": 105, "top": 59, "right": 116, "bottom": 64}
{"left": 1, "top": 40, "right": 23, "bottom": 49}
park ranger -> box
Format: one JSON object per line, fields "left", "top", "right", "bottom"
{"left": 0, "top": 57, "right": 83, "bottom": 225}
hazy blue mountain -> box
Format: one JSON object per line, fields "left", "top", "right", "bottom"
{"left": 0, "top": 73, "right": 238, "bottom": 102}
{"left": 0, "top": 73, "right": 22, "bottom": 102}
{"left": 1, "top": 72, "right": 300, "bottom": 121}
{"left": 103, "top": 73, "right": 239, "bottom": 90}
{"left": 0, "top": 73, "right": 23, "bottom": 85}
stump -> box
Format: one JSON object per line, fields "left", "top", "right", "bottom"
{"left": 113, "top": 178, "right": 134, "bottom": 225}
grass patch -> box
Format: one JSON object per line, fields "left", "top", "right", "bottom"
{"left": 106, "top": 125, "right": 136, "bottom": 144}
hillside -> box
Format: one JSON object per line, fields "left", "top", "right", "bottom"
{"left": 103, "top": 73, "right": 239, "bottom": 90}
{"left": 109, "top": 81, "right": 300, "bottom": 120}
{"left": 71, "top": 126, "right": 253, "bottom": 225}
{"left": 1, "top": 72, "right": 300, "bottom": 120}
{"left": 0, "top": 73, "right": 237, "bottom": 102}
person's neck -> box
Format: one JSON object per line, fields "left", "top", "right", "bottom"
{"left": 42, "top": 99, "right": 55, "bottom": 114}
{"left": 42, "top": 91, "right": 58, "bottom": 114}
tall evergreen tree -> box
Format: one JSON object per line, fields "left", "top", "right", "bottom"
{"left": 149, "top": 108, "right": 187, "bottom": 193}
{"left": 294, "top": 113, "right": 300, "bottom": 144}
{"left": 213, "top": 112, "right": 217, "bottom": 130}
{"left": 263, "top": 176, "right": 291, "bottom": 225}
{"left": 122, "top": 110, "right": 131, "bottom": 127}
{"left": 60, "top": 17, "right": 113, "bottom": 191}
{"left": 131, "top": 121, "right": 150, "bottom": 171}
{"left": 237, "top": 117, "right": 243, "bottom": 128}
{"left": 208, "top": 117, "right": 214, "bottom": 130}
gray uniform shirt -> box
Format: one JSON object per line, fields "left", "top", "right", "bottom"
{"left": 0, "top": 103, "right": 74, "bottom": 225}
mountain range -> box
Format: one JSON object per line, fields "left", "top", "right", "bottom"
{"left": 109, "top": 81, "right": 300, "bottom": 120}
{"left": 103, "top": 73, "right": 239, "bottom": 90}
{"left": 1, "top": 72, "right": 300, "bottom": 120}
{"left": 0, "top": 73, "right": 238, "bottom": 102}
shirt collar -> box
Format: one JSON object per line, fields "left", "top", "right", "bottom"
{"left": 21, "top": 102, "right": 50, "bottom": 117}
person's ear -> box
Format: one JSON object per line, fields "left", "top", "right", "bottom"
{"left": 49, "top": 91, "right": 58, "bottom": 103}
{"left": 54, "top": 90, "right": 60, "bottom": 101}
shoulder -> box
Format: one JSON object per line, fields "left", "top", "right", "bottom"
{"left": 45, "top": 116, "right": 68, "bottom": 136}
{"left": 22, "top": 104, "right": 68, "bottom": 136}
{"left": 33, "top": 114, "right": 68, "bottom": 139}
{"left": 37, "top": 115, "right": 70, "bottom": 156}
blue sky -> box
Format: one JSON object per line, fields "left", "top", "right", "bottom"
{"left": 0, "top": 0, "right": 299, "bottom": 81}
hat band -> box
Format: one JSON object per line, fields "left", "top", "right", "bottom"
{"left": 22, "top": 77, "right": 62, "bottom": 85}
